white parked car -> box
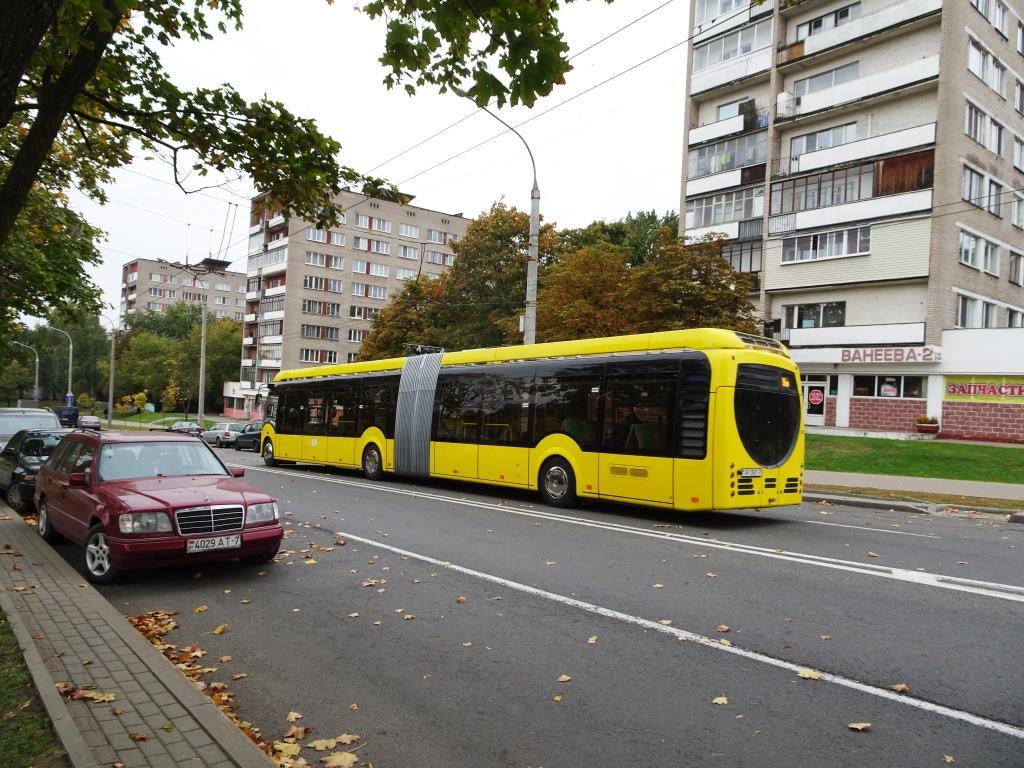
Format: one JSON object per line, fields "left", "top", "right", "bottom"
{"left": 201, "top": 422, "right": 247, "bottom": 447}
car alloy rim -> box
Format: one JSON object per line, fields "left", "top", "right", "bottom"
{"left": 38, "top": 502, "right": 48, "bottom": 534}
{"left": 86, "top": 532, "right": 111, "bottom": 576}
{"left": 8, "top": 485, "right": 21, "bottom": 508}
{"left": 365, "top": 449, "right": 380, "bottom": 475}
{"left": 545, "top": 466, "right": 568, "bottom": 499}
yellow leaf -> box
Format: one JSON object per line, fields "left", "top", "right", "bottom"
{"left": 797, "top": 668, "right": 821, "bottom": 680}
{"left": 73, "top": 690, "right": 117, "bottom": 703}
{"left": 943, "top": 756, "right": 955, "bottom": 764}
{"left": 322, "top": 752, "right": 359, "bottom": 767}
{"left": 820, "top": 635, "right": 831, "bottom": 641}
{"left": 231, "top": 673, "right": 248, "bottom": 681}
{"left": 462, "top": 642, "right": 472, "bottom": 647}
{"left": 212, "top": 624, "right": 228, "bottom": 635}
{"left": 658, "top": 619, "right": 673, "bottom": 626}
{"left": 719, "top": 638, "right": 733, "bottom": 646}
{"left": 239, "top": 598, "right": 251, "bottom": 604}
{"left": 286, "top": 711, "right": 303, "bottom": 722}
{"left": 307, "top": 738, "right": 337, "bottom": 751}
{"left": 346, "top": 613, "right": 360, "bottom": 619}
{"left": 867, "top": 552, "right": 879, "bottom": 558}
{"left": 194, "top": 605, "right": 208, "bottom": 613}
{"left": 847, "top": 722, "right": 871, "bottom": 732}
{"left": 336, "top": 733, "right": 359, "bottom": 745}
{"left": 552, "top": 694, "right": 563, "bottom": 702}
{"left": 305, "top": 558, "right": 317, "bottom": 565}
{"left": 706, "top": 572, "right": 717, "bottom": 578}
{"left": 274, "top": 741, "right": 301, "bottom": 757}
{"left": 283, "top": 725, "right": 309, "bottom": 740}
{"left": 716, "top": 624, "right": 729, "bottom": 633}
{"left": 586, "top": 636, "right": 598, "bottom": 645}
{"left": 456, "top": 595, "right": 466, "bottom": 604}
{"left": 888, "top": 683, "right": 910, "bottom": 693}
{"left": 403, "top": 614, "right": 415, "bottom": 620}
{"left": 652, "top": 583, "right": 664, "bottom": 588}
{"left": 712, "top": 695, "right": 729, "bottom": 705}
{"left": 557, "top": 674, "right": 572, "bottom": 683}
{"left": 349, "top": 703, "right": 358, "bottom": 711}
{"left": 217, "top": 656, "right": 232, "bottom": 663}
{"left": 162, "top": 722, "right": 173, "bottom": 732}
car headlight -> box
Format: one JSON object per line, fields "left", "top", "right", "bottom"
{"left": 118, "top": 512, "right": 173, "bottom": 534}
{"left": 22, "top": 474, "right": 35, "bottom": 482}
{"left": 246, "top": 502, "right": 278, "bottom": 524}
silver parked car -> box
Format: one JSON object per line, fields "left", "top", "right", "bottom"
{"left": 201, "top": 422, "right": 247, "bottom": 447}
{"left": 0, "top": 408, "right": 61, "bottom": 451}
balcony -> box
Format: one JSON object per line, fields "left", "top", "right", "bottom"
{"left": 260, "top": 309, "right": 285, "bottom": 321}
{"left": 241, "top": 359, "right": 254, "bottom": 368}
{"left": 263, "top": 261, "right": 287, "bottom": 277}
{"left": 248, "top": 241, "right": 265, "bottom": 257}
{"left": 249, "top": 222, "right": 264, "bottom": 235}
{"left": 737, "top": 218, "right": 764, "bottom": 241}
{"left": 776, "top": 55, "right": 939, "bottom": 121}
{"left": 260, "top": 334, "right": 283, "bottom": 345}
{"left": 268, "top": 214, "right": 286, "bottom": 229}
{"left": 243, "top": 313, "right": 256, "bottom": 323}
{"left": 266, "top": 236, "right": 287, "bottom": 251}
{"left": 693, "top": 0, "right": 775, "bottom": 45}
{"left": 768, "top": 189, "right": 932, "bottom": 235}
{"left": 686, "top": 221, "right": 740, "bottom": 241}
{"left": 243, "top": 336, "right": 255, "bottom": 346}
{"left": 258, "top": 359, "right": 282, "bottom": 368}
{"left": 689, "top": 105, "right": 770, "bottom": 146}
{"left": 691, "top": 48, "right": 772, "bottom": 95}
{"left": 789, "top": 322, "right": 926, "bottom": 347}
{"left": 246, "top": 290, "right": 261, "bottom": 301}
{"left": 772, "top": 123, "right": 937, "bottom": 178}
{"left": 265, "top": 285, "right": 287, "bottom": 297}
{"left": 777, "top": 0, "right": 941, "bottom": 66}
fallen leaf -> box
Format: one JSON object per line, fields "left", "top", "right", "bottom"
{"left": 456, "top": 595, "right": 466, "bottom": 604}
{"left": 719, "top": 638, "right": 733, "bottom": 646}
{"left": 112, "top": 708, "right": 125, "bottom": 716}
{"left": 162, "top": 722, "right": 173, "bottom": 732}
{"left": 128, "top": 732, "right": 148, "bottom": 741}
{"left": 943, "top": 756, "right": 955, "bottom": 764}
{"left": 336, "top": 734, "right": 359, "bottom": 745}
{"left": 194, "top": 605, "right": 208, "bottom": 613}
{"left": 212, "top": 624, "right": 228, "bottom": 635}
{"left": 820, "top": 635, "right": 831, "bottom": 641}
{"left": 552, "top": 694, "right": 564, "bottom": 702}
{"left": 557, "top": 674, "right": 572, "bottom": 683}
{"left": 462, "top": 641, "right": 472, "bottom": 647}
{"left": 403, "top": 614, "right": 414, "bottom": 621}
{"left": 82, "top": 659, "right": 93, "bottom": 666}
{"left": 957, "top": 561, "right": 968, "bottom": 565}
{"left": 274, "top": 742, "right": 301, "bottom": 757}
{"left": 716, "top": 624, "right": 730, "bottom": 633}
{"left": 652, "top": 583, "right": 664, "bottom": 589}
{"left": 72, "top": 690, "right": 117, "bottom": 703}
{"left": 706, "top": 572, "right": 717, "bottom": 578}
{"left": 239, "top": 598, "right": 251, "bottom": 604}
{"left": 217, "top": 655, "right": 232, "bottom": 663}
{"left": 867, "top": 552, "right": 879, "bottom": 558}
{"left": 348, "top": 703, "right": 358, "bottom": 711}
{"left": 304, "top": 558, "right": 317, "bottom": 565}
{"left": 546, "top": 561, "right": 557, "bottom": 566}
{"left": 307, "top": 738, "right": 338, "bottom": 751}
{"left": 286, "top": 711, "right": 303, "bottom": 722}
{"left": 346, "top": 613, "right": 360, "bottom": 619}
{"left": 223, "top": 589, "right": 231, "bottom": 594}
{"left": 658, "top": 619, "right": 673, "bottom": 626}
{"left": 847, "top": 722, "right": 871, "bottom": 732}
{"left": 888, "top": 683, "right": 910, "bottom": 693}
{"left": 372, "top": 621, "right": 382, "bottom": 626}
{"left": 797, "top": 668, "right": 822, "bottom": 680}
{"left": 712, "top": 695, "right": 729, "bottom": 705}
{"left": 322, "top": 753, "right": 359, "bottom": 768}
{"left": 283, "top": 725, "right": 309, "bottom": 740}
{"left": 586, "top": 636, "right": 598, "bottom": 645}
{"left": 231, "top": 673, "right": 248, "bottom": 681}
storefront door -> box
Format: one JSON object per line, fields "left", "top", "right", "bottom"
{"left": 802, "top": 376, "right": 827, "bottom": 426}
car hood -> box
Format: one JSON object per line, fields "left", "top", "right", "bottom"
{"left": 99, "top": 476, "right": 272, "bottom": 510}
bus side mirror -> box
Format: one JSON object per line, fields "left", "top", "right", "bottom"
{"left": 254, "top": 394, "right": 262, "bottom": 407}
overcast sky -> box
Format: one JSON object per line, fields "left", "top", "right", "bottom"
{"left": 68, "top": 0, "right": 692, "bottom": 318}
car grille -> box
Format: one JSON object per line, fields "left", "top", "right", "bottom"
{"left": 175, "top": 505, "right": 244, "bottom": 535}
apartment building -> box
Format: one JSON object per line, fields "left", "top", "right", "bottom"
{"left": 228, "top": 189, "right": 470, "bottom": 418}
{"left": 681, "top": 0, "right": 1024, "bottom": 441}
{"left": 119, "top": 257, "right": 248, "bottom": 321}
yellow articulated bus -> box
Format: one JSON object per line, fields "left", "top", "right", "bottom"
{"left": 259, "top": 328, "right": 804, "bottom": 512}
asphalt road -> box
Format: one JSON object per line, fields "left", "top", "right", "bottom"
{"left": 53, "top": 448, "right": 1024, "bottom": 767}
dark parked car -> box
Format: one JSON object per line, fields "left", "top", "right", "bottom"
{"left": 0, "top": 408, "right": 62, "bottom": 451}
{"left": 54, "top": 406, "right": 80, "bottom": 426}
{"left": 149, "top": 421, "right": 204, "bottom": 436}
{"left": 233, "top": 421, "right": 263, "bottom": 452}
{"left": 0, "top": 428, "right": 72, "bottom": 511}
{"left": 35, "top": 431, "right": 283, "bottom": 584}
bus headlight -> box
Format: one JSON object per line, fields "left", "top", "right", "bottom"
{"left": 118, "top": 512, "right": 172, "bottom": 534}
{"left": 246, "top": 502, "right": 278, "bottom": 524}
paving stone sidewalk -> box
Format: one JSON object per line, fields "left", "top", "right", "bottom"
{"left": 0, "top": 505, "right": 272, "bottom": 768}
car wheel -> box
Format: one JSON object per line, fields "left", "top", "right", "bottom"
{"left": 215, "top": 437, "right": 222, "bottom": 448}
{"left": 37, "top": 499, "right": 60, "bottom": 542}
{"left": 539, "top": 457, "right": 577, "bottom": 508}
{"left": 362, "top": 444, "right": 383, "bottom": 480}
{"left": 241, "top": 544, "right": 280, "bottom": 565}
{"left": 81, "top": 524, "right": 119, "bottom": 585}
{"left": 262, "top": 439, "right": 277, "bottom": 467}
{"left": 234, "top": 442, "right": 241, "bottom": 451}
{"left": 6, "top": 483, "right": 28, "bottom": 513}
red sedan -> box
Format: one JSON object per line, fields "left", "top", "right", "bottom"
{"left": 34, "top": 431, "right": 283, "bottom": 583}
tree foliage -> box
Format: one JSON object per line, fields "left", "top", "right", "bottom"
{"left": 358, "top": 275, "right": 446, "bottom": 361}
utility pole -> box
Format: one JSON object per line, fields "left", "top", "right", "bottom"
{"left": 170, "top": 260, "right": 219, "bottom": 427}
{"left": 98, "top": 315, "right": 117, "bottom": 427}
{"left": 11, "top": 341, "right": 39, "bottom": 402}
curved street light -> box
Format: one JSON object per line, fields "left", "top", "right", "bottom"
{"left": 45, "top": 326, "right": 73, "bottom": 405}
{"left": 98, "top": 315, "right": 119, "bottom": 427}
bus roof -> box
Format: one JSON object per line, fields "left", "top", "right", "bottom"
{"left": 273, "top": 328, "right": 787, "bottom": 384}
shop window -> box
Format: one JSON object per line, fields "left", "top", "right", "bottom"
{"left": 853, "top": 375, "right": 927, "bottom": 398}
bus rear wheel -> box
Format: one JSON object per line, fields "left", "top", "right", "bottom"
{"left": 539, "top": 457, "right": 576, "bottom": 508}
{"left": 262, "top": 439, "right": 277, "bottom": 467}
{"left": 362, "top": 444, "right": 383, "bottom": 480}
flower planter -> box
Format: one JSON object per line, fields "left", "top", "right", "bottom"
{"left": 915, "top": 423, "right": 940, "bottom": 434}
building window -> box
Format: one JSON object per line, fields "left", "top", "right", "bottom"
{"left": 425, "top": 250, "right": 445, "bottom": 265}
{"left": 969, "top": 38, "right": 989, "bottom": 80}
{"left": 325, "top": 302, "right": 342, "bottom": 317}
{"left": 327, "top": 279, "right": 344, "bottom": 293}
{"left": 852, "top": 375, "right": 927, "bottom": 399}
{"left": 300, "top": 324, "right": 320, "bottom": 339}
{"left": 307, "top": 228, "right": 328, "bottom": 243}
{"left": 991, "top": 59, "right": 1006, "bottom": 95}
{"left": 983, "top": 239, "right": 999, "bottom": 274}
{"left": 329, "top": 254, "right": 345, "bottom": 270}
{"left": 796, "top": 3, "right": 860, "bottom": 42}
{"left": 988, "top": 180, "right": 1003, "bottom": 217}
{"left": 962, "top": 166, "right": 985, "bottom": 207}
{"left": 347, "top": 353, "right": 359, "bottom": 363}
{"left": 331, "top": 232, "right": 345, "bottom": 246}
{"left": 782, "top": 226, "right": 870, "bottom": 263}
{"left": 688, "top": 131, "right": 767, "bottom": 179}
{"left": 771, "top": 162, "right": 874, "bottom": 214}
{"left": 426, "top": 228, "right": 445, "bottom": 244}
{"left": 370, "top": 263, "right": 389, "bottom": 277}
{"left": 305, "top": 251, "right": 326, "bottom": 267}
{"left": 261, "top": 344, "right": 283, "bottom": 361}
{"left": 790, "top": 123, "right": 857, "bottom": 159}
{"left": 783, "top": 301, "right": 846, "bottom": 329}
{"left": 1014, "top": 137, "right": 1024, "bottom": 172}
{"left": 353, "top": 236, "right": 369, "bottom": 251}
{"left": 214, "top": 281, "right": 230, "bottom": 291}
{"left": 372, "top": 218, "right": 392, "bottom": 233}
{"left": 348, "top": 329, "right": 366, "bottom": 343}
{"left": 1009, "top": 309, "right": 1023, "bottom": 327}
{"left": 299, "top": 349, "right": 320, "bottom": 363}
{"left": 352, "top": 282, "right": 367, "bottom": 297}
{"left": 716, "top": 96, "right": 752, "bottom": 121}
{"left": 302, "top": 299, "right": 323, "bottom": 315}
{"left": 722, "top": 241, "right": 762, "bottom": 279}
{"left": 259, "top": 295, "right": 284, "bottom": 313}
{"left": 994, "top": 1, "right": 1008, "bottom": 35}
{"left": 965, "top": 102, "right": 987, "bottom": 145}
{"left": 356, "top": 214, "right": 370, "bottom": 229}
{"left": 988, "top": 119, "right": 1004, "bottom": 157}
{"left": 694, "top": 0, "right": 746, "bottom": 25}
{"left": 960, "top": 230, "right": 1000, "bottom": 274}
{"left": 258, "top": 320, "right": 282, "bottom": 337}
{"left": 692, "top": 19, "right": 772, "bottom": 73}
{"left": 686, "top": 185, "right": 764, "bottom": 228}
{"left": 399, "top": 245, "right": 419, "bottom": 260}
{"left": 353, "top": 260, "right": 369, "bottom": 274}
{"left": 982, "top": 301, "right": 998, "bottom": 328}
{"left": 215, "top": 296, "right": 228, "bottom": 305}
{"left": 1013, "top": 195, "right": 1024, "bottom": 228}
{"left": 399, "top": 223, "right": 420, "bottom": 238}
{"left": 303, "top": 275, "right": 326, "bottom": 291}
{"left": 371, "top": 240, "right": 390, "bottom": 255}
{"left": 368, "top": 285, "right": 388, "bottom": 300}
{"left": 1015, "top": 80, "right": 1024, "bottom": 114}
{"left": 1009, "top": 251, "right": 1023, "bottom": 285}
{"left": 793, "top": 62, "right": 859, "bottom": 98}
{"left": 396, "top": 267, "right": 417, "bottom": 280}
{"left": 959, "top": 231, "right": 979, "bottom": 268}
{"left": 956, "top": 294, "right": 978, "bottom": 328}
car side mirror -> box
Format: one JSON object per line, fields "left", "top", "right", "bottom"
{"left": 230, "top": 467, "right": 245, "bottom": 478}
{"left": 68, "top": 471, "right": 87, "bottom": 487}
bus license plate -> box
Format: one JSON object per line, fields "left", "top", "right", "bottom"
{"left": 739, "top": 468, "right": 763, "bottom": 478}
{"left": 187, "top": 535, "right": 241, "bottom": 553}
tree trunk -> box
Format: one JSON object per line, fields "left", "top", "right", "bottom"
{"left": 0, "top": 1, "right": 123, "bottom": 251}
{"left": 0, "top": 0, "right": 62, "bottom": 131}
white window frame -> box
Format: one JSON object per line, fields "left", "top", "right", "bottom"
{"left": 305, "top": 251, "right": 326, "bottom": 267}
{"left": 307, "top": 228, "right": 328, "bottom": 243}
{"left": 367, "top": 285, "right": 388, "bottom": 300}
{"left": 369, "top": 263, "right": 389, "bottom": 277}
{"left": 331, "top": 232, "right": 345, "bottom": 246}
{"left": 356, "top": 214, "right": 370, "bottom": 229}
{"left": 399, "top": 223, "right": 420, "bottom": 238}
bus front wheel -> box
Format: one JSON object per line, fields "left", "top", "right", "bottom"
{"left": 362, "top": 444, "right": 383, "bottom": 480}
{"left": 262, "top": 439, "right": 277, "bottom": 467}
{"left": 539, "top": 457, "right": 576, "bottom": 508}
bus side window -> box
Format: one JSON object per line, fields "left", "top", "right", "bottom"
{"left": 305, "top": 390, "right": 327, "bottom": 435}
{"left": 328, "top": 385, "right": 357, "bottom": 438}
{"left": 480, "top": 373, "right": 533, "bottom": 446}
{"left": 533, "top": 369, "right": 601, "bottom": 450}
{"left": 602, "top": 378, "right": 673, "bottom": 456}
{"left": 278, "top": 390, "right": 305, "bottom": 434}
{"left": 432, "top": 373, "right": 482, "bottom": 442}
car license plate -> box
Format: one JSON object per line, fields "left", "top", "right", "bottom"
{"left": 186, "top": 535, "right": 241, "bottom": 553}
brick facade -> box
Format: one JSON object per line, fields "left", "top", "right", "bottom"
{"left": 824, "top": 396, "right": 837, "bottom": 427}
{"left": 939, "top": 402, "right": 1024, "bottom": 444}
{"left": 848, "top": 397, "right": 928, "bottom": 431}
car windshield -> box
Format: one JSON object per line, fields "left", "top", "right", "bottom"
{"left": 0, "top": 413, "right": 60, "bottom": 437}
{"left": 228, "top": 423, "right": 246, "bottom": 431}
{"left": 22, "top": 434, "right": 65, "bottom": 457}
{"left": 97, "top": 442, "right": 228, "bottom": 481}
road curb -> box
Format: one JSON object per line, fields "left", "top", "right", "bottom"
{"left": 1009, "top": 512, "right": 1024, "bottom": 524}
{"left": 0, "top": 586, "right": 99, "bottom": 768}
{"left": 805, "top": 492, "right": 1019, "bottom": 517}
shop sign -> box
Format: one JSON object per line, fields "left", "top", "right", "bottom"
{"left": 944, "top": 376, "right": 1024, "bottom": 403}
{"left": 840, "top": 346, "right": 941, "bottom": 363}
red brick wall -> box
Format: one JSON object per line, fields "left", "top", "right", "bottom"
{"left": 848, "top": 397, "right": 927, "bottom": 431}
{"left": 824, "top": 397, "right": 837, "bottom": 427}
{"left": 940, "top": 402, "right": 1024, "bottom": 443}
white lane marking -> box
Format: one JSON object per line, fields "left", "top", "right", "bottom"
{"left": 234, "top": 463, "right": 1024, "bottom": 603}
{"left": 804, "top": 520, "right": 941, "bottom": 539}
{"left": 335, "top": 529, "right": 1024, "bottom": 740}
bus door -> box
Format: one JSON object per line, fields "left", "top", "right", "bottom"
{"left": 302, "top": 389, "right": 327, "bottom": 463}
{"left": 477, "top": 368, "right": 533, "bottom": 486}
{"left": 326, "top": 384, "right": 357, "bottom": 467}
{"left": 431, "top": 372, "right": 480, "bottom": 479}
{"left": 598, "top": 365, "right": 676, "bottom": 506}
{"left": 275, "top": 389, "right": 305, "bottom": 460}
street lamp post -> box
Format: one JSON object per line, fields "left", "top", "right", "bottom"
{"left": 11, "top": 341, "right": 39, "bottom": 402}
{"left": 98, "top": 315, "right": 118, "bottom": 427}
{"left": 47, "top": 326, "right": 74, "bottom": 405}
